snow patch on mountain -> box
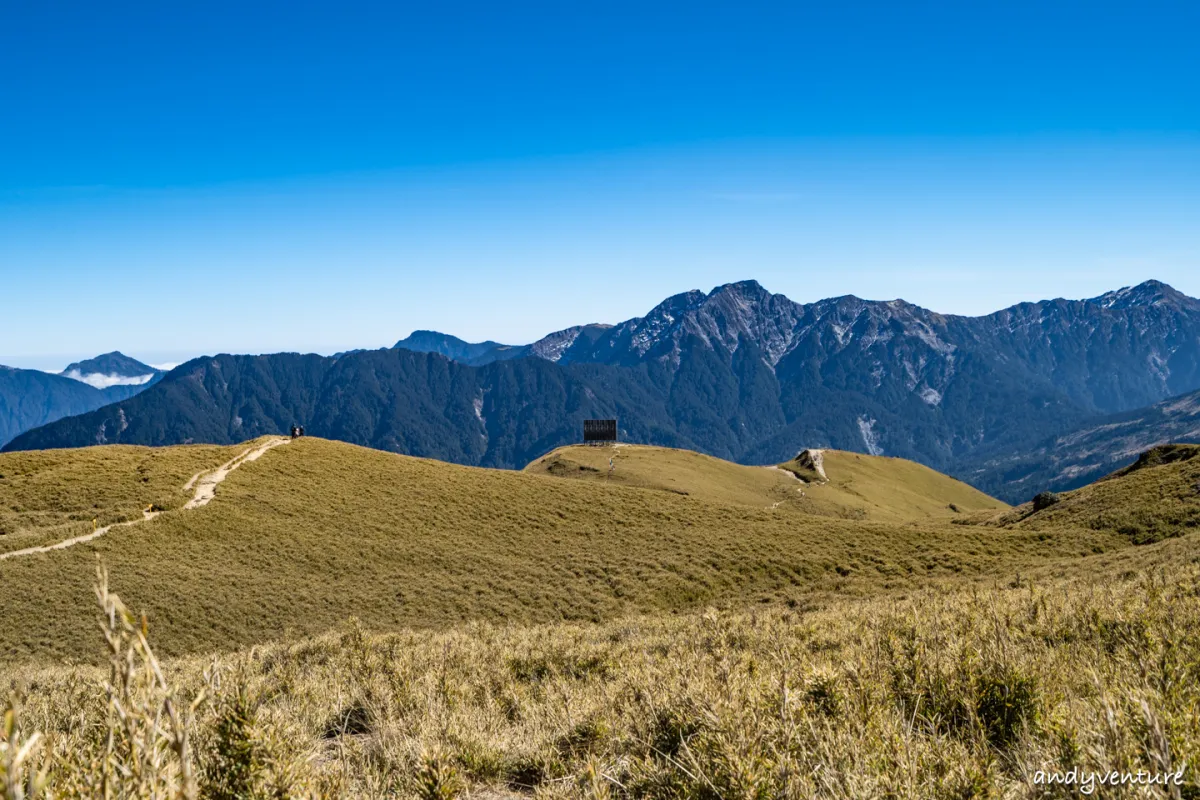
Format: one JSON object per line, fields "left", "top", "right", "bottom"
{"left": 1086, "top": 280, "right": 1200, "bottom": 312}
{"left": 530, "top": 328, "right": 583, "bottom": 362}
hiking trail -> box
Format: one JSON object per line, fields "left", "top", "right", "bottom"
{"left": 0, "top": 436, "right": 290, "bottom": 562}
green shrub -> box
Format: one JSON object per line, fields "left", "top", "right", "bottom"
{"left": 1032, "top": 491, "right": 1060, "bottom": 512}
{"left": 201, "top": 686, "right": 266, "bottom": 800}
{"left": 804, "top": 670, "right": 843, "bottom": 718}
{"left": 974, "top": 664, "right": 1039, "bottom": 748}
{"left": 557, "top": 716, "right": 610, "bottom": 757}
{"left": 648, "top": 704, "right": 704, "bottom": 759}
{"left": 416, "top": 751, "right": 463, "bottom": 800}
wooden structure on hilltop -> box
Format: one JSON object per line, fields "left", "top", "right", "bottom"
{"left": 583, "top": 418, "right": 618, "bottom": 444}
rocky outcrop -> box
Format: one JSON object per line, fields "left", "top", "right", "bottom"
{"left": 793, "top": 449, "right": 828, "bottom": 481}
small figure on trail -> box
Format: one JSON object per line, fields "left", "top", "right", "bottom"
{"left": 608, "top": 457, "right": 615, "bottom": 478}
{"left": 290, "top": 426, "right": 299, "bottom": 439}
{"left": 299, "top": 425, "right": 305, "bottom": 437}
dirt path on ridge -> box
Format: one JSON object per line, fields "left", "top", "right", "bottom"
{"left": 0, "top": 436, "right": 290, "bottom": 562}
{"left": 183, "top": 437, "right": 290, "bottom": 509}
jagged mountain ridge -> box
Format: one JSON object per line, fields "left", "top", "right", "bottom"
{"left": 10, "top": 280, "right": 1200, "bottom": 503}
{"left": 406, "top": 279, "right": 1200, "bottom": 418}
{"left": 397, "top": 279, "right": 1200, "bottom": 467}
{"left": 394, "top": 325, "right": 614, "bottom": 366}
{"left": 548, "top": 279, "right": 1200, "bottom": 414}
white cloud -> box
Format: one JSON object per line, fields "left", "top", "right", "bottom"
{"left": 149, "top": 362, "right": 179, "bottom": 371}
{"left": 62, "top": 370, "right": 156, "bottom": 390}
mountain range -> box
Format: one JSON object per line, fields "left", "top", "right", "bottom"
{"left": 6, "top": 281, "right": 1200, "bottom": 502}
{"left": 393, "top": 325, "right": 614, "bottom": 366}
{"left": 0, "top": 352, "right": 163, "bottom": 447}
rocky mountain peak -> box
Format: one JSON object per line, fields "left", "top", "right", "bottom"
{"left": 530, "top": 324, "right": 612, "bottom": 363}
{"left": 648, "top": 289, "right": 708, "bottom": 319}
{"left": 684, "top": 280, "right": 804, "bottom": 363}
{"left": 1087, "top": 280, "right": 1198, "bottom": 312}
{"left": 706, "top": 279, "right": 771, "bottom": 299}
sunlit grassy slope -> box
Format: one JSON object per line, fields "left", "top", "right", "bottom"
{"left": 983, "top": 443, "right": 1200, "bottom": 543}
{"left": 8, "top": 516, "right": 1200, "bottom": 797}
{"left": 528, "top": 444, "right": 1007, "bottom": 522}
{"left": 0, "top": 437, "right": 1103, "bottom": 664}
{"left": 5, "top": 440, "right": 1200, "bottom": 795}
{"left": 0, "top": 442, "right": 238, "bottom": 554}
{"left": 524, "top": 444, "right": 805, "bottom": 508}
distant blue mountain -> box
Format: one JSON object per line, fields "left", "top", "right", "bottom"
{"left": 393, "top": 331, "right": 532, "bottom": 366}
{"left": 0, "top": 352, "right": 165, "bottom": 447}
{"left": 59, "top": 351, "right": 160, "bottom": 387}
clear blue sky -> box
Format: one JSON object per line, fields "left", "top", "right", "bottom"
{"left": 2, "top": 1, "right": 1198, "bottom": 370}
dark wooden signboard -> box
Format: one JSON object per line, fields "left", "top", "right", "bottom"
{"left": 583, "top": 418, "right": 618, "bottom": 442}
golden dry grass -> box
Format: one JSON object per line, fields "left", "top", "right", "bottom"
{"left": 526, "top": 445, "right": 1007, "bottom": 524}
{"left": 981, "top": 444, "right": 1200, "bottom": 545}
{"left": 2, "top": 531, "right": 1198, "bottom": 798}
{"left": 525, "top": 444, "right": 804, "bottom": 509}
{"left": 1, "top": 438, "right": 1199, "bottom": 796}
{"left": 782, "top": 449, "right": 1008, "bottom": 523}
{"left": 0, "top": 443, "right": 238, "bottom": 555}
{"left": 0, "top": 438, "right": 1104, "bottom": 665}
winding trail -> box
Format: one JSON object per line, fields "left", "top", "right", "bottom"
{"left": 0, "top": 436, "right": 289, "bottom": 562}
{"left": 184, "top": 437, "right": 290, "bottom": 509}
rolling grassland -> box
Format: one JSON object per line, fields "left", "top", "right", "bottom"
{"left": 1, "top": 438, "right": 1198, "bottom": 796}
{"left": 0, "top": 439, "right": 1113, "bottom": 664}
{"left": 0, "top": 443, "right": 239, "bottom": 556}
{"left": 3, "top": 529, "right": 1198, "bottom": 797}
{"left": 526, "top": 445, "right": 1006, "bottom": 522}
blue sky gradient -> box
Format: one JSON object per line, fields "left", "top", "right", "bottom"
{"left": 2, "top": 1, "right": 1198, "bottom": 369}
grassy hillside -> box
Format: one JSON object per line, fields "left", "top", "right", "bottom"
{"left": 525, "top": 444, "right": 809, "bottom": 508}
{"left": 779, "top": 448, "right": 1007, "bottom": 522}
{"left": 980, "top": 444, "right": 1200, "bottom": 544}
{"left": 4, "top": 525, "right": 1198, "bottom": 797}
{"left": 1, "top": 437, "right": 1097, "bottom": 664}
{"left": 0, "top": 442, "right": 238, "bottom": 554}
{"left": 527, "top": 444, "right": 1007, "bottom": 523}
{"left": 2, "top": 439, "right": 1200, "bottom": 795}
